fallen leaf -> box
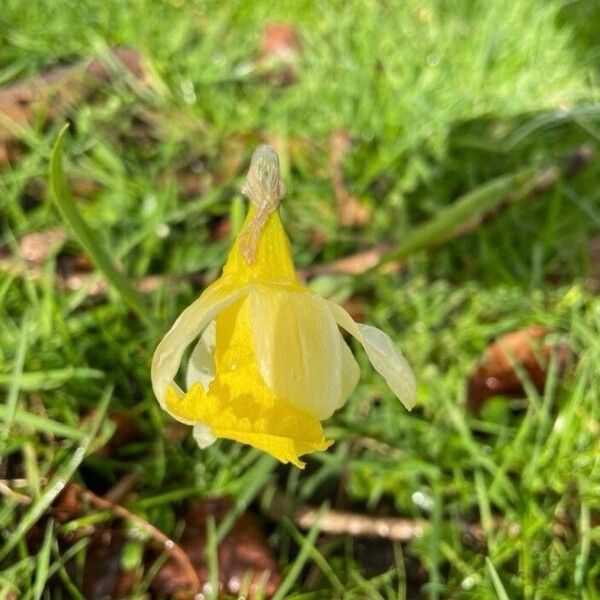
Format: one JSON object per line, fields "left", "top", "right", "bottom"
{"left": 261, "top": 24, "right": 301, "bottom": 62}
{"left": 298, "top": 243, "right": 396, "bottom": 279}
{"left": 54, "top": 483, "right": 84, "bottom": 522}
{"left": 259, "top": 23, "right": 302, "bottom": 85}
{"left": 16, "top": 227, "right": 67, "bottom": 264}
{"left": 467, "top": 326, "right": 572, "bottom": 413}
{"left": 56, "top": 252, "right": 93, "bottom": 278}
{"left": 308, "top": 228, "right": 328, "bottom": 252}
{"left": 563, "top": 144, "right": 595, "bottom": 178}
{"left": 83, "top": 529, "right": 137, "bottom": 600}
{"left": 152, "top": 497, "right": 281, "bottom": 599}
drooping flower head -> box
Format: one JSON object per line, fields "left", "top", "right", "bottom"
{"left": 152, "top": 145, "right": 415, "bottom": 468}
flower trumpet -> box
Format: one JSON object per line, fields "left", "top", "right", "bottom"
{"left": 151, "top": 145, "right": 415, "bottom": 467}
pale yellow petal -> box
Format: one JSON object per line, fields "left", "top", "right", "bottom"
{"left": 151, "top": 282, "right": 247, "bottom": 406}
{"left": 340, "top": 335, "right": 360, "bottom": 406}
{"left": 186, "top": 320, "right": 216, "bottom": 391}
{"left": 249, "top": 284, "right": 344, "bottom": 419}
{"left": 192, "top": 423, "right": 216, "bottom": 449}
{"left": 328, "top": 302, "right": 417, "bottom": 410}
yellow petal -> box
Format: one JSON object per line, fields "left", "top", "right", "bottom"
{"left": 151, "top": 281, "right": 247, "bottom": 407}
{"left": 166, "top": 382, "right": 331, "bottom": 468}
{"left": 222, "top": 208, "right": 299, "bottom": 285}
{"left": 327, "top": 302, "right": 417, "bottom": 410}
{"left": 165, "top": 297, "right": 332, "bottom": 468}
{"left": 249, "top": 284, "right": 352, "bottom": 419}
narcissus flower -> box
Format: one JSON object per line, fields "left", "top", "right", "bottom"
{"left": 152, "top": 145, "right": 415, "bottom": 468}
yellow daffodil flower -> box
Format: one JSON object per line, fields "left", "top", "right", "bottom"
{"left": 151, "top": 145, "right": 415, "bottom": 468}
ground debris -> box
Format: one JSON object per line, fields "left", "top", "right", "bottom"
{"left": 467, "top": 326, "right": 572, "bottom": 412}
{"left": 82, "top": 529, "right": 139, "bottom": 600}
{"left": 15, "top": 227, "right": 67, "bottom": 264}
{"left": 152, "top": 496, "right": 281, "bottom": 599}
{"left": 36, "top": 489, "right": 281, "bottom": 598}
{"left": 259, "top": 23, "right": 302, "bottom": 85}
{"left": 298, "top": 243, "right": 398, "bottom": 279}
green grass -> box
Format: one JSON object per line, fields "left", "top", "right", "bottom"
{"left": 2, "top": 0, "right": 600, "bottom": 597}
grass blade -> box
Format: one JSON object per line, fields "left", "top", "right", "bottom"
{"left": 272, "top": 504, "right": 328, "bottom": 600}
{"left": 0, "top": 404, "right": 86, "bottom": 440}
{"left": 0, "top": 366, "right": 104, "bottom": 391}
{"left": 1, "top": 311, "right": 31, "bottom": 447}
{"left": 49, "top": 124, "right": 155, "bottom": 328}
{"left": 205, "top": 516, "right": 219, "bottom": 600}
{"left": 485, "top": 557, "right": 510, "bottom": 600}
{"left": 215, "top": 454, "right": 276, "bottom": 542}
{"left": 376, "top": 168, "right": 535, "bottom": 267}
{"left": 0, "top": 386, "right": 113, "bottom": 561}
{"left": 32, "top": 519, "right": 54, "bottom": 600}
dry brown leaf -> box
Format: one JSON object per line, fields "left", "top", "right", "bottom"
{"left": 298, "top": 243, "right": 397, "bottom": 279}
{"left": 261, "top": 24, "right": 302, "bottom": 63}
{"left": 259, "top": 23, "right": 302, "bottom": 85}
{"left": 467, "top": 326, "right": 572, "bottom": 413}
{"left": 53, "top": 483, "right": 84, "bottom": 522}
{"left": 82, "top": 529, "right": 138, "bottom": 600}
{"left": 16, "top": 227, "right": 67, "bottom": 264}
{"left": 152, "top": 497, "right": 281, "bottom": 599}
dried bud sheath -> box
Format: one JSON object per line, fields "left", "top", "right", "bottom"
{"left": 240, "top": 145, "right": 286, "bottom": 264}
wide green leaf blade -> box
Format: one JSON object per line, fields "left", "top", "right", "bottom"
{"left": 49, "top": 124, "right": 155, "bottom": 328}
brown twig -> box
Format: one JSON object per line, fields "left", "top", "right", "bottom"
{"left": 294, "top": 505, "right": 426, "bottom": 541}
{"left": 269, "top": 489, "right": 425, "bottom": 541}
{"left": 72, "top": 484, "right": 201, "bottom": 593}
{"left": 268, "top": 489, "right": 512, "bottom": 548}
{"left": 0, "top": 479, "right": 200, "bottom": 593}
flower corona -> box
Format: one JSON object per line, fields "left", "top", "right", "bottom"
{"left": 151, "top": 145, "right": 415, "bottom": 467}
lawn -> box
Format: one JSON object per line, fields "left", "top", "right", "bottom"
{"left": 1, "top": 0, "right": 600, "bottom": 598}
